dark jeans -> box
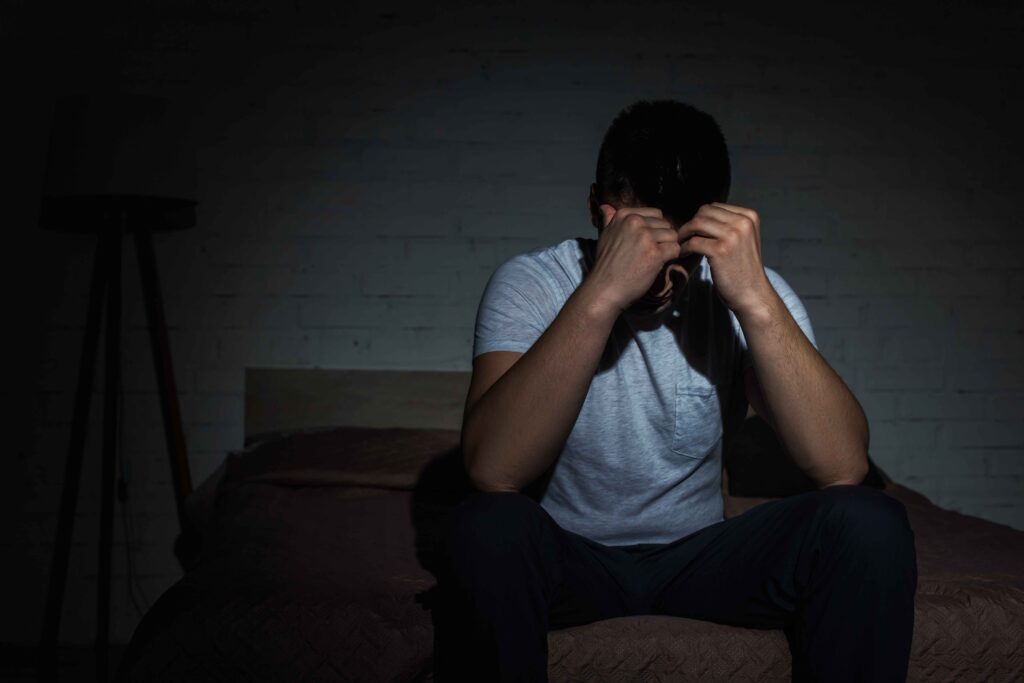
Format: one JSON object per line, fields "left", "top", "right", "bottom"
{"left": 432, "top": 484, "right": 917, "bottom": 682}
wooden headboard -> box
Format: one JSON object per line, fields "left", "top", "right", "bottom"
{"left": 243, "top": 367, "right": 472, "bottom": 443}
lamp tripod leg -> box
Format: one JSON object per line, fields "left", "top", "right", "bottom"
{"left": 96, "top": 221, "right": 123, "bottom": 682}
{"left": 133, "top": 229, "right": 194, "bottom": 562}
{"left": 37, "top": 227, "right": 110, "bottom": 682}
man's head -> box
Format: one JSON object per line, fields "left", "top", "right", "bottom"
{"left": 588, "top": 98, "right": 731, "bottom": 229}
{"left": 587, "top": 99, "right": 731, "bottom": 316}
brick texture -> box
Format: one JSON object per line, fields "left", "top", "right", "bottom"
{"left": 8, "top": 0, "right": 1023, "bottom": 646}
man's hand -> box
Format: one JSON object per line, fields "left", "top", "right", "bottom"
{"left": 685, "top": 202, "right": 872, "bottom": 487}
{"left": 677, "top": 202, "right": 775, "bottom": 317}
{"left": 587, "top": 204, "right": 682, "bottom": 314}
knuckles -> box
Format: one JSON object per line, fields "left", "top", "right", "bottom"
{"left": 624, "top": 214, "right": 646, "bottom": 231}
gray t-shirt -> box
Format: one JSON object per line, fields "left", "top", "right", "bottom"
{"left": 472, "top": 236, "right": 818, "bottom": 546}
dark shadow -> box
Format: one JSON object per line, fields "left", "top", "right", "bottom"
{"left": 408, "top": 446, "right": 472, "bottom": 682}
{"left": 723, "top": 413, "right": 890, "bottom": 497}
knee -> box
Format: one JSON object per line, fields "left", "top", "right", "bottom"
{"left": 444, "top": 490, "right": 547, "bottom": 567}
{"left": 815, "top": 485, "right": 916, "bottom": 563}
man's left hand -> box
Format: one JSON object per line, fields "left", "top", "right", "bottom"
{"left": 677, "top": 202, "right": 776, "bottom": 317}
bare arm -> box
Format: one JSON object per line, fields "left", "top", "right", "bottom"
{"left": 461, "top": 279, "right": 620, "bottom": 492}
{"left": 676, "top": 201, "right": 868, "bottom": 489}
{"left": 737, "top": 295, "right": 869, "bottom": 488}
{"left": 462, "top": 205, "right": 682, "bottom": 493}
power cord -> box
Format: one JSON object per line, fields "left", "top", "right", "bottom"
{"left": 116, "top": 363, "right": 151, "bottom": 619}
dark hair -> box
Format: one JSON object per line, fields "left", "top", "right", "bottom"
{"left": 594, "top": 99, "right": 731, "bottom": 224}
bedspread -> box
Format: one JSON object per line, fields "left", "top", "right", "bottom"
{"left": 116, "top": 427, "right": 1024, "bottom": 682}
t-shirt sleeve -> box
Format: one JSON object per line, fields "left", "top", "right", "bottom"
{"left": 732, "top": 266, "right": 818, "bottom": 372}
{"left": 472, "top": 255, "right": 561, "bottom": 359}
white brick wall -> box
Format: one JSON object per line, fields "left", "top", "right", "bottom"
{"left": 9, "top": 0, "right": 1023, "bottom": 646}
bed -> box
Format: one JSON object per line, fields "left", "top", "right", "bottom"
{"left": 115, "top": 367, "right": 1024, "bottom": 682}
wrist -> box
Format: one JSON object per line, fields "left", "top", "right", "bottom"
{"left": 575, "top": 278, "right": 624, "bottom": 326}
{"left": 734, "top": 286, "right": 785, "bottom": 330}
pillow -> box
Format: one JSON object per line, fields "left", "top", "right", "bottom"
{"left": 223, "top": 426, "right": 463, "bottom": 490}
{"left": 723, "top": 415, "right": 890, "bottom": 498}
{"left": 177, "top": 426, "right": 472, "bottom": 575}
{"left": 223, "top": 418, "right": 888, "bottom": 498}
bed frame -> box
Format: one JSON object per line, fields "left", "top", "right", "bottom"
{"left": 243, "top": 367, "right": 473, "bottom": 444}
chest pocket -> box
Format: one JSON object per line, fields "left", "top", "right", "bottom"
{"left": 671, "top": 371, "right": 724, "bottom": 460}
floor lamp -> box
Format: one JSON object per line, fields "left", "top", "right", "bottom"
{"left": 36, "top": 93, "right": 199, "bottom": 682}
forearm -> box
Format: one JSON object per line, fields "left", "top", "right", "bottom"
{"left": 736, "top": 291, "right": 870, "bottom": 487}
{"left": 463, "top": 279, "right": 620, "bottom": 492}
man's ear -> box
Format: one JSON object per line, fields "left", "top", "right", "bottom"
{"left": 587, "top": 184, "right": 602, "bottom": 231}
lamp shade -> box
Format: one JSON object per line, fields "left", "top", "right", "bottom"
{"left": 40, "top": 92, "right": 198, "bottom": 234}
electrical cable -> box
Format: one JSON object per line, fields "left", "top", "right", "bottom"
{"left": 116, "top": 340, "right": 151, "bottom": 619}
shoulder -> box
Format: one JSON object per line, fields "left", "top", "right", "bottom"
{"left": 489, "top": 238, "right": 582, "bottom": 289}
{"left": 761, "top": 265, "right": 816, "bottom": 343}
{"left": 703, "top": 259, "right": 793, "bottom": 295}
{"left": 762, "top": 266, "right": 808, "bottom": 312}
{"left": 764, "top": 265, "right": 793, "bottom": 293}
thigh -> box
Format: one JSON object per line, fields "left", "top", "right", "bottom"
{"left": 547, "top": 526, "right": 645, "bottom": 629}
{"left": 644, "top": 487, "right": 841, "bottom": 629}
{"left": 442, "top": 490, "right": 638, "bottom": 630}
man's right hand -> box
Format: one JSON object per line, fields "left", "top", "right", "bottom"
{"left": 587, "top": 204, "right": 683, "bottom": 314}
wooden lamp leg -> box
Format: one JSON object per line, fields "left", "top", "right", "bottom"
{"left": 96, "top": 217, "right": 123, "bottom": 682}
{"left": 133, "top": 229, "right": 194, "bottom": 557}
{"left": 38, "top": 228, "right": 110, "bottom": 682}
{"left": 39, "top": 217, "right": 196, "bottom": 682}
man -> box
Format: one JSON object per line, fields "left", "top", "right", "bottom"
{"left": 434, "top": 99, "right": 917, "bottom": 682}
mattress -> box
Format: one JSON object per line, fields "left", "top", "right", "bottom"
{"left": 115, "top": 426, "right": 1024, "bottom": 682}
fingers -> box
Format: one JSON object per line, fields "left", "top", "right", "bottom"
{"left": 679, "top": 234, "right": 714, "bottom": 259}
{"left": 623, "top": 207, "right": 670, "bottom": 219}
{"left": 599, "top": 203, "right": 668, "bottom": 218}
{"left": 677, "top": 209, "right": 729, "bottom": 243}
{"left": 710, "top": 202, "right": 760, "bottom": 229}
{"left": 658, "top": 239, "right": 682, "bottom": 262}
{"left": 593, "top": 202, "right": 759, "bottom": 288}
{"left": 677, "top": 219, "right": 725, "bottom": 243}
{"left": 678, "top": 203, "right": 761, "bottom": 261}
{"left": 597, "top": 202, "right": 749, "bottom": 262}
{"left": 697, "top": 203, "right": 760, "bottom": 239}
{"left": 612, "top": 211, "right": 675, "bottom": 236}
{"left": 649, "top": 226, "right": 680, "bottom": 243}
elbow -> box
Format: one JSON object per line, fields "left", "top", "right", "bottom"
{"left": 818, "top": 453, "right": 870, "bottom": 489}
{"left": 849, "top": 446, "right": 870, "bottom": 484}
{"left": 465, "top": 456, "right": 521, "bottom": 494}
{"left": 460, "top": 431, "right": 520, "bottom": 494}
{"left": 852, "top": 455, "right": 870, "bottom": 485}
{"left": 471, "top": 475, "right": 521, "bottom": 494}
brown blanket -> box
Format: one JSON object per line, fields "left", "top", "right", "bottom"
{"left": 118, "top": 427, "right": 1024, "bottom": 682}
